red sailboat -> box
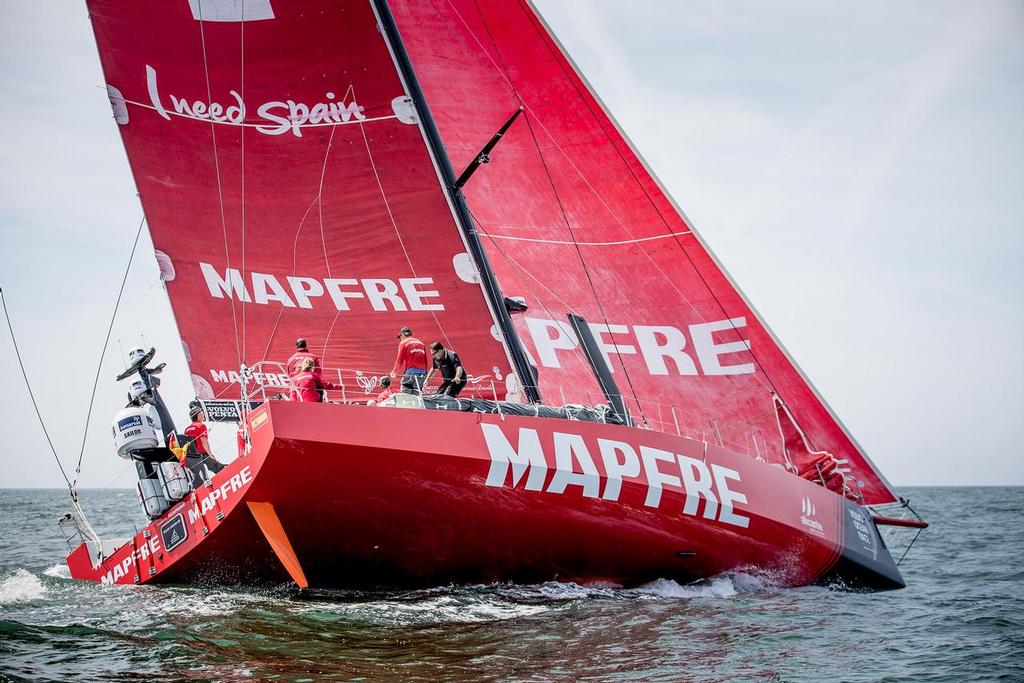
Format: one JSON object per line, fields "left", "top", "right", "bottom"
{"left": 65, "top": 0, "right": 924, "bottom": 591}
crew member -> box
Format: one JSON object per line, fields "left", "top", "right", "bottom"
{"left": 424, "top": 342, "right": 468, "bottom": 397}
{"left": 291, "top": 357, "right": 342, "bottom": 402}
{"left": 287, "top": 338, "right": 320, "bottom": 375}
{"left": 390, "top": 327, "right": 427, "bottom": 394}
{"left": 375, "top": 376, "right": 395, "bottom": 403}
{"left": 183, "top": 404, "right": 226, "bottom": 484}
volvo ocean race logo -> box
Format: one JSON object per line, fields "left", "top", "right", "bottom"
{"left": 848, "top": 507, "right": 879, "bottom": 560}
{"left": 144, "top": 65, "right": 366, "bottom": 137}
{"left": 800, "top": 496, "right": 825, "bottom": 537}
{"left": 355, "top": 371, "right": 378, "bottom": 395}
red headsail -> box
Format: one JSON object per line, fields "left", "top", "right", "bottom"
{"left": 388, "top": 0, "right": 897, "bottom": 504}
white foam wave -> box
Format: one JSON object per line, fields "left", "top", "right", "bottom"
{"left": 294, "top": 594, "right": 547, "bottom": 625}
{"left": 634, "top": 576, "right": 739, "bottom": 599}
{"left": 43, "top": 563, "right": 72, "bottom": 579}
{"left": 0, "top": 569, "right": 47, "bottom": 604}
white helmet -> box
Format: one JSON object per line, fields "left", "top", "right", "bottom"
{"left": 128, "top": 347, "right": 147, "bottom": 366}
{"left": 128, "top": 379, "right": 149, "bottom": 402}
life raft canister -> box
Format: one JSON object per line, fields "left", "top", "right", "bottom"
{"left": 112, "top": 405, "right": 160, "bottom": 458}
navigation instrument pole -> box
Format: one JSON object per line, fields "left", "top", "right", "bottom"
{"left": 372, "top": 0, "right": 542, "bottom": 404}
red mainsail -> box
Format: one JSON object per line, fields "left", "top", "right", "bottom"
{"left": 388, "top": 0, "right": 897, "bottom": 504}
{"left": 87, "top": 0, "right": 516, "bottom": 402}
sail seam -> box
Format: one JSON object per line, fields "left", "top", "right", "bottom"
{"left": 475, "top": 230, "right": 692, "bottom": 247}
{"left": 466, "top": 0, "right": 647, "bottom": 422}
{"left": 196, "top": 0, "right": 243, "bottom": 373}
{"left": 512, "top": 0, "right": 781, "bottom": 400}
{"left": 354, "top": 118, "right": 457, "bottom": 353}
{"left": 448, "top": 0, "right": 766, "bottom": 390}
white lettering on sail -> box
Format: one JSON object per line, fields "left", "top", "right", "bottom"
{"left": 525, "top": 316, "right": 754, "bottom": 377}
{"left": 690, "top": 318, "right": 754, "bottom": 376}
{"left": 201, "top": 263, "right": 252, "bottom": 302}
{"left": 199, "top": 263, "right": 444, "bottom": 313}
{"left": 589, "top": 323, "right": 636, "bottom": 372}
{"left": 634, "top": 325, "right": 698, "bottom": 375}
{"left": 146, "top": 66, "right": 365, "bottom": 137}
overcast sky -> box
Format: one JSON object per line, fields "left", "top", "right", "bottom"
{"left": 0, "top": 0, "right": 1021, "bottom": 490}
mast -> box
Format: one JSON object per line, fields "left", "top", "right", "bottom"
{"left": 371, "top": 0, "right": 541, "bottom": 404}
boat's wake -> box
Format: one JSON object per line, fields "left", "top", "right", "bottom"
{"left": 0, "top": 568, "right": 47, "bottom": 605}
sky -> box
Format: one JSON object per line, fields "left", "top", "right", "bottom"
{"left": 0, "top": 0, "right": 1021, "bottom": 490}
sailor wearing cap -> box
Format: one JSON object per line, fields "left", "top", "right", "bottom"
{"left": 287, "top": 338, "right": 320, "bottom": 376}
{"left": 390, "top": 327, "right": 428, "bottom": 394}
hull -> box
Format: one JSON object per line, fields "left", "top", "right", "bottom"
{"left": 67, "top": 403, "right": 903, "bottom": 590}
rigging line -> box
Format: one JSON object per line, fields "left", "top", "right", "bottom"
{"left": 467, "top": 0, "right": 646, "bottom": 421}
{"left": 352, "top": 119, "right": 457, "bottom": 354}
{"left": 317, "top": 125, "right": 339, "bottom": 281}
{"left": 258, "top": 85, "right": 356, "bottom": 364}
{"left": 513, "top": 0, "right": 780, "bottom": 399}
{"left": 196, "top": 0, "right": 242, "bottom": 372}
{"left": 522, "top": 108, "right": 647, "bottom": 423}
{"left": 448, "top": 1, "right": 731, "bottom": 342}
{"left": 240, "top": 7, "right": 247, "bottom": 371}
{"left": 466, "top": 205, "right": 610, "bottom": 395}
{"left": 72, "top": 216, "right": 146, "bottom": 487}
{"left": 450, "top": 0, "right": 777, "bottom": 402}
{"left": 0, "top": 288, "right": 74, "bottom": 492}
{"left": 475, "top": 230, "right": 692, "bottom": 246}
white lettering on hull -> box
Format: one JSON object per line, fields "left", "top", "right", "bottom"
{"left": 483, "top": 426, "right": 750, "bottom": 528}
{"left": 101, "top": 466, "right": 254, "bottom": 584}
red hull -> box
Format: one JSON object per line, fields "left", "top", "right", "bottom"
{"left": 67, "top": 403, "right": 903, "bottom": 590}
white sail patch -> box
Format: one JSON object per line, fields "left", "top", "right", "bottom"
{"left": 187, "top": 0, "right": 275, "bottom": 22}
{"left": 199, "top": 262, "right": 444, "bottom": 312}
{"left": 524, "top": 316, "right": 754, "bottom": 377}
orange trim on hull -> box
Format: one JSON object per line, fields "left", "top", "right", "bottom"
{"left": 247, "top": 501, "right": 309, "bottom": 589}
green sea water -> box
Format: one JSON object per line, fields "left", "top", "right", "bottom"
{"left": 1, "top": 487, "right": 1021, "bottom": 682}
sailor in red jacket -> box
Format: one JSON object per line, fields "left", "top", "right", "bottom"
{"left": 287, "top": 338, "right": 320, "bottom": 376}
{"left": 374, "top": 376, "right": 395, "bottom": 403}
{"left": 182, "top": 404, "right": 226, "bottom": 484}
{"left": 390, "top": 327, "right": 428, "bottom": 394}
{"left": 291, "top": 358, "right": 342, "bottom": 402}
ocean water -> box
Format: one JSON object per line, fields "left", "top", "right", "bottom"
{"left": 0, "top": 487, "right": 1021, "bottom": 682}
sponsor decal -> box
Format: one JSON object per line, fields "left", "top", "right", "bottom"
{"left": 250, "top": 413, "right": 269, "bottom": 432}
{"left": 799, "top": 496, "right": 826, "bottom": 537}
{"left": 198, "top": 400, "right": 262, "bottom": 422}
{"left": 199, "top": 263, "right": 444, "bottom": 313}
{"left": 355, "top": 371, "right": 378, "bottom": 394}
{"left": 482, "top": 424, "right": 750, "bottom": 529}
{"left": 117, "top": 415, "right": 143, "bottom": 431}
{"left": 100, "top": 536, "right": 161, "bottom": 584}
{"left": 525, "top": 316, "right": 755, "bottom": 377}
{"left": 146, "top": 65, "right": 366, "bottom": 137}
{"left": 848, "top": 507, "right": 879, "bottom": 560}
{"left": 160, "top": 514, "right": 188, "bottom": 552}
{"left": 185, "top": 466, "right": 254, "bottom": 526}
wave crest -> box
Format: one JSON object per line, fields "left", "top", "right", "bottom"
{"left": 0, "top": 569, "right": 46, "bottom": 604}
